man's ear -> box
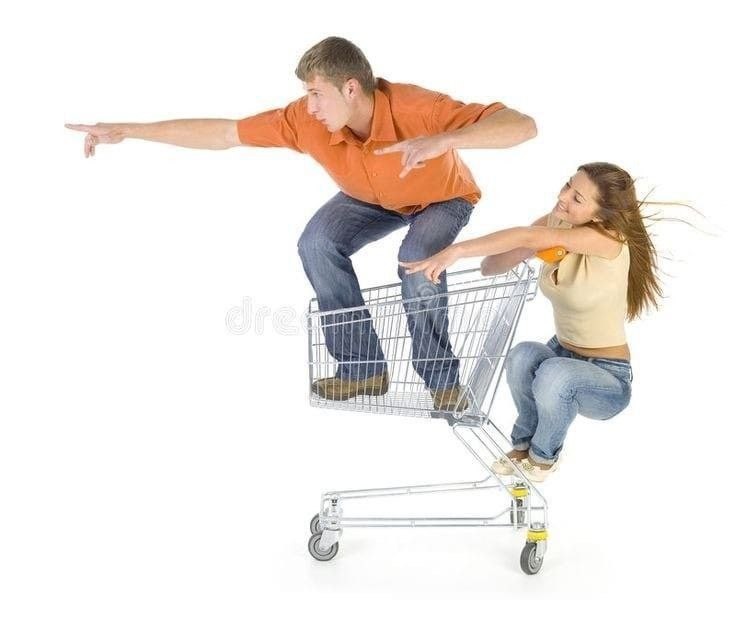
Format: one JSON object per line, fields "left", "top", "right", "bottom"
{"left": 343, "top": 78, "right": 360, "bottom": 99}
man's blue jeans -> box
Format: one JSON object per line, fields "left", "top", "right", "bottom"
{"left": 298, "top": 192, "right": 473, "bottom": 390}
{"left": 506, "top": 336, "right": 633, "bottom": 464}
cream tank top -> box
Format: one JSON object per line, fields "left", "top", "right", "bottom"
{"left": 538, "top": 215, "right": 630, "bottom": 348}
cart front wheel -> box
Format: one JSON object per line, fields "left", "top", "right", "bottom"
{"left": 308, "top": 533, "right": 339, "bottom": 562}
{"left": 309, "top": 514, "right": 323, "bottom": 535}
{"left": 520, "top": 542, "right": 543, "bottom": 575}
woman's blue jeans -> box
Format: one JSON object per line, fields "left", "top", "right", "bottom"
{"left": 298, "top": 192, "right": 473, "bottom": 390}
{"left": 506, "top": 336, "right": 633, "bottom": 465}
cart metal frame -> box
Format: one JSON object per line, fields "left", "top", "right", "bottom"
{"left": 306, "top": 263, "right": 549, "bottom": 574}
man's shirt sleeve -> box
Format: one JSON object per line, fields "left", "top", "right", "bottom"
{"left": 431, "top": 94, "right": 506, "bottom": 133}
{"left": 236, "top": 99, "right": 304, "bottom": 152}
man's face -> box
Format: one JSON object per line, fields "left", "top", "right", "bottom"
{"left": 304, "top": 74, "right": 352, "bottom": 133}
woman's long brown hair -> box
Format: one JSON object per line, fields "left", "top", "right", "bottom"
{"left": 578, "top": 162, "right": 661, "bottom": 320}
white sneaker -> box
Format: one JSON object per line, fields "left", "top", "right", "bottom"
{"left": 491, "top": 453, "right": 527, "bottom": 476}
{"left": 519, "top": 458, "right": 559, "bottom": 482}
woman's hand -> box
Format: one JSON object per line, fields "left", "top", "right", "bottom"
{"left": 399, "top": 245, "right": 462, "bottom": 284}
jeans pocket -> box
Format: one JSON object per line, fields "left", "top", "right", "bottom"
{"left": 445, "top": 200, "right": 474, "bottom": 240}
{"left": 458, "top": 200, "right": 474, "bottom": 227}
{"left": 593, "top": 359, "right": 633, "bottom": 383}
{"left": 443, "top": 198, "right": 473, "bottom": 229}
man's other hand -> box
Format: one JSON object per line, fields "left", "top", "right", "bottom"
{"left": 374, "top": 134, "right": 451, "bottom": 179}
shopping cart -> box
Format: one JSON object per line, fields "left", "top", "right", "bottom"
{"left": 305, "top": 262, "right": 549, "bottom": 574}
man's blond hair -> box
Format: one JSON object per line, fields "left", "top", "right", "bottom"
{"left": 295, "top": 36, "right": 375, "bottom": 94}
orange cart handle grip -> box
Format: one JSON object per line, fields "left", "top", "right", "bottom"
{"left": 535, "top": 246, "right": 567, "bottom": 263}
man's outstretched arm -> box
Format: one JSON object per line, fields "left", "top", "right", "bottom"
{"left": 442, "top": 108, "right": 537, "bottom": 149}
{"left": 65, "top": 119, "right": 241, "bottom": 157}
{"left": 374, "top": 106, "right": 536, "bottom": 178}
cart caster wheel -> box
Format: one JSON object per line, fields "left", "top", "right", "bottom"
{"left": 520, "top": 542, "right": 543, "bottom": 575}
{"left": 510, "top": 498, "right": 526, "bottom": 526}
{"left": 308, "top": 533, "right": 339, "bottom": 562}
{"left": 309, "top": 514, "right": 323, "bottom": 535}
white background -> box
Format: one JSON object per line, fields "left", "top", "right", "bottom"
{"left": 2, "top": 0, "right": 734, "bottom": 613}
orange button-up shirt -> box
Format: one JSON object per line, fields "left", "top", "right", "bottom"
{"left": 236, "top": 78, "right": 505, "bottom": 214}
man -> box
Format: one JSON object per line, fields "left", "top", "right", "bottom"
{"left": 66, "top": 36, "right": 537, "bottom": 411}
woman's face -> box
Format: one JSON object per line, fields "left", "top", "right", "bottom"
{"left": 554, "top": 170, "right": 601, "bottom": 226}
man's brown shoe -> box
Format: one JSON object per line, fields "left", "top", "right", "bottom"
{"left": 311, "top": 372, "right": 390, "bottom": 401}
{"left": 431, "top": 385, "right": 469, "bottom": 412}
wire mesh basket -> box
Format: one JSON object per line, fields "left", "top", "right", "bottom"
{"left": 307, "top": 263, "right": 538, "bottom": 425}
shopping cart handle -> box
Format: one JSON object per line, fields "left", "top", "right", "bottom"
{"left": 535, "top": 246, "right": 567, "bottom": 263}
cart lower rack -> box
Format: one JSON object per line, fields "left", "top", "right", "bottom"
{"left": 305, "top": 263, "right": 548, "bottom": 574}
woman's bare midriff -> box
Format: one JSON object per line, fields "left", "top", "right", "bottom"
{"left": 559, "top": 339, "right": 631, "bottom": 361}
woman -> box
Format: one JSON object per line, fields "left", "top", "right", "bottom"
{"left": 400, "top": 162, "right": 660, "bottom": 482}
